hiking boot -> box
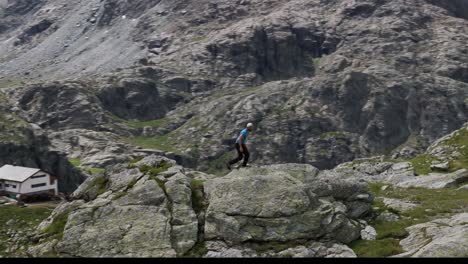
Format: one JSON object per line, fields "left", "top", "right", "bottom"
{"left": 226, "top": 162, "right": 232, "bottom": 171}
{"left": 241, "top": 164, "right": 251, "bottom": 168}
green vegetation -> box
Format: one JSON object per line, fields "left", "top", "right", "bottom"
{"left": 109, "top": 112, "right": 169, "bottom": 130}
{"left": 125, "top": 118, "right": 169, "bottom": 129}
{"left": 135, "top": 161, "right": 174, "bottom": 214}
{"left": 112, "top": 191, "right": 128, "bottom": 200}
{"left": 350, "top": 239, "right": 403, "bottom": 257}
{"left": 39, "top": 211, "right": 70, "bottom": 240}
{"left": 312, "top": 57, "right": 321, "bottom": 68}
{"left": 127, "top": 157, "right": 144, "bottom": 168}
{"left": 84, "top": 176, "right": 109, "bottom": 196}
{"left": 182, "top": 241, "right": 208, "bottom": 258}
{"left": 351, "top": 182, "right": 468, "bottom": 257}
{"left": 191, "top": 36, "right": 208, "bottom": 43}
{"left": 404, "top": 127, "right": 468, "bottom": 175}
{"left": 68, "top": 158, "right": 105, "bottom": 176}
{"left": 0, "top": 77, "right": 25, "bottom": 89}
{"left": 123, "top": 134, "right": 178, "bottom": 153}
{"left": 153, "top": 177, "right": 166, "bottom": 191}
{"left": 206, "top": 152, "right": 232, "bottom": 176}
{"left": 134, "top": 160, "right": 173, "bottom": 191}
{"left": 68, "top": 158, "right": 81, "bottom": 167}
{"left": 409, "top": 154, "right": 436, "bottom": 176}
{"left": 191, "top": 179, "right": 206, "bottom": 215}
{"left": 0, "top": 111, "right": 30, "bottom": 144}
{"left": 83, "top": 168, "right": 105, "bottom": 175}
{"left": 444, "top": 128, "right": 468, "bottom": 172}
{"left": 0, "top": 203, "right": 58, "bottom": 256}
{"left": 127, "top": 178, "right": 139, "bottom": 189}
{"left": 139, "top": 160, "right": 173, "bottom": 178}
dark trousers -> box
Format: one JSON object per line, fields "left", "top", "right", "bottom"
{"left": 229, "top": 143, "right": 249, "bottom": 166}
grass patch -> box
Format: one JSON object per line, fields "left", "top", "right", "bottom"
{"left": 68, "top": 158, "right": 105, "bottom": 175}
{"left": 123, "top": 134, "right": 178, "bottom": 153}
{"left": 0, "top": 77, "right": 25, "bottom": 89}
{"left": 139, "top": 160, "right": 173, "bottom": 178}
{"left": 128, "top": 160, "right": 172, "bottom": 190}
{"left": 191, "top": 36, "right": 208, "bottom": 43}
{"left": 182, "top": 241, "right": 208, "bottom": 258}
{"left": 68, "top": 158, "right": 81, "bottom": 167}
{"left": 127, "top": 157, "right": 144, "bottom": 168}
{"left": 127, "top": 178, "right": 139, "bottom": 189}
{"left": 352, "top": 183, "right": 468, "bottom": 257}
{"left": 191, "top": 179, "right": 206, "bottom": 215}
{"left": 206, "top": 152, "right": 233, "bottom": 176}
{"left": 373, "top": 219, "right": 413, "bottom": 239}
{"left": 112, "top": 192, "right": 128, "bottom": 200}
{"left": 409, "top": 154, "right": 436, "bottom": 175}
{"left": 83, "top": 168, "right": 105, "bottom": 175}
{"left": 84, "top": 176, "right": 109, "bottom": 196}
{"left": 153, "top": 178, "right": 166, "bottom": 191}
{"left": 312, "top": 57, "right": 321, "bottom": 69}
{"left": 407, "top": 126, "right": 468, "bottom": 175}
{"left": 0, "top": 205, "right": 55, "bottom": 229}
{"left": 319, "top": 131, "right": 348, "bottom": 140}
{"left": 0, "top": 112, "right": 30, "bottom": 144}
{"left": 39, "top": 211, "right": 70, "bottom": 240}
{"left": 350, "top": 239, "right": 403, "bottom": 257}
{"left": 444, "top": 128, "right": 468, "bottom": 172}
{"left": 0, "top": 204, "right": 58, "bottom": 256}
{"left": 125, "top": 118, "right": 169, "bottom": 129}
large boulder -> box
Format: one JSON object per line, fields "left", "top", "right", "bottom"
{"left": 394, "top": 213, "right": 468, "bottom": 257}
{"left": 204, "top": 164, "right": 371, "bottom": 245}
{"left": 33, "top": 155, "right": 197, "bottom": 257}
{"left": 395, "top": 169, "right": 468, "bottom": 189}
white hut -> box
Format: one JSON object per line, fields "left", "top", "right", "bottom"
{"left": 0, "top": 165, "right": 58, "bottom": 198}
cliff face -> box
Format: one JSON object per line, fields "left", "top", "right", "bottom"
{"left": 1, "top": 0, "right": 467, "bottom": 171}
{"left": 0, "top": 0, "right": 467, "bottom": 258}
{"left": 0, "top": 95, "right": 86, "bottom": 192}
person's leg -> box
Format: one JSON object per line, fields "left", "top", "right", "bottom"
{"left": 242, "top": 144, "right": 250, "bottom": 166}
{"left": 229, "top": 143, "right": 244, "bottom": 165}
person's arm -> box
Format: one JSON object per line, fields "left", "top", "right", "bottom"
{"left": 238, "top": 135, "right": 244, "bottom": 152}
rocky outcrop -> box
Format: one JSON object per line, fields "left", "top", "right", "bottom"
{"left": 382, "top": 198, "right": 417, "bottom": 213}
{"left": 0, "top": 99, "right": 86, "bottom": 192}
{"left": 395, "top": 169, "right": 468, "bottom": 189}
{"left": 204, "top": 164, "right": 371, "bottom": 245}
{"left": 34, "top": 156, "right": 197, "bottom": 257}
{"left": 394, "top": 213, "right": 468, "bottom": 257}
{"left": 48, "top": 129, "right": 163, "bottom": 168}
{"left": 29, "top": 159, "right": 372, "bottom": 257}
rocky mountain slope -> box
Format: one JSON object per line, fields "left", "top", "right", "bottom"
{"left": 0, "top": 0, "right": 467, "bottom": 258}
{"left": 0, "top": 94, "right": 85, "bottom": 192}
{"left": 0, "top": 0, "right": 467, "bottom": 173}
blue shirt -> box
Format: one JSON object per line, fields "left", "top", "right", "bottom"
{"left": 235, "top": 128, "right": 249, "bottom": 144}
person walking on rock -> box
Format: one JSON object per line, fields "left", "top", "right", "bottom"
{"left": 227, "top": 123, "right": 254, "bottom": 170}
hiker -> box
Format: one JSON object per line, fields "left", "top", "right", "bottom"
{"left": 227, "top": 123, "right": 253, "bottom": 170}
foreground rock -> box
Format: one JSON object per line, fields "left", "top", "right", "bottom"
{"left": 394, "top": 213, "right": 468, "bottom": 257}
{"left": 205, "top": 164, "right": 372, "bottom": 245}
{"left": 29, "top": 160, "right": 373, "bottom": 257}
